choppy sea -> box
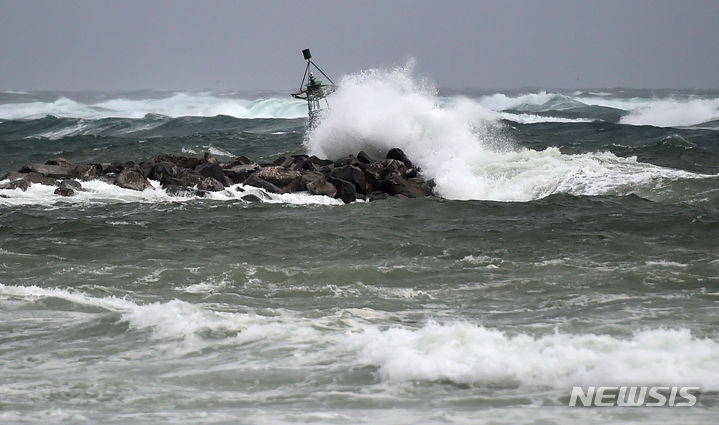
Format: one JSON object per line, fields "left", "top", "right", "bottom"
{"left": 1, "top": 67, "right": 718, "bottom": 424}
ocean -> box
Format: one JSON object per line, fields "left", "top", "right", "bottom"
{"left": 1, "top": 66, "right": 718, "bottom": 424}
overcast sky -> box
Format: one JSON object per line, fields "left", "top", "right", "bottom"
{"left": 1, "top": 0, "right": 718, "bottom": 90}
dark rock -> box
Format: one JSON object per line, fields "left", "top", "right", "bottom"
{"left": 2, "top": 171, "right": 26, "bottom": 181}
{"left": 115, "top": 166, "right": 152, "bottom": 191}
{"left": 138, "top": 161, "right": 154, "bottom": 178}
{"left": 357, "top": 151, "right": 376, "bottom": 164}
{"left": 59, "top": 179, "right": 82, "bottom": 190}
{"left": 149, "top": 162, "right": 179, "bottom": 182}
{"left": 224, "top": 164, "right": 257, "bottom": 184}
{"left": 0, "top": 179, "right": 30, "bottom": 191}
{"left": 203, "top": 152, "right": 219, "bottom": 165}
{"left": 408, "top": 177, "right": 435, "bottom": 196}
{"left": 97, "top": 175, "right": 117, "bottom": 185}
{"left": 29, "top": 163, "right": 74, "bottom": 178}
{"left": 196, "top": 163, "right": 232, "bottom": 186}
{"left": 363, "top": 162, "right": 386, "bottom": 189}
{"left": 165, "top": 185, "right": 201, "bottom": 197}
{"left": 319, "top": 164, "right": 334, "bottom": 177}
{"left": 331, "top": 165, "right": 367, "bottom": 195}
{"left": 295, "top": 157, "right": 319, "bottom": 172}
{"left": 24, "top": 172, "right": 58, "bottom": 186}
{"left": 272, "top": 156, "right": 288, "bottom": 166}
{"left": 386, "top": 148, "right": 413, "bottom": 168}
{"left": 243, "top": 174, "right": 284, "bottom": 193}
{"left": 153, "top": 154, "right": 201, "bottom": 170}
{"left": 240, "top": 194, "right": 262, "bottom": 203}
{"left": 73, "top": 164, "right": 102, "bottom": 180}
{"left": 306, "top": 175, "right": 337, "bottom": 197}
{"left": 45, "top": 158, "right": 72, "bottom": 167}
{"left": 369, "top": 191, "right": 390, "bottom": 201}
{"left": 54, "top": 187, "right": 75, "bottom": 197}
{"left": 333, "top": 155, "right": 357, "bottom": 168}
{"left": 327, "top": 177, "right": 356, "bottom": 203}
{"left": 233, "top": 155, "right": 255, "bottom": 166}
{"left": 235, "top": 186, "right": 245, "bottom": 192}
{"left": 381, "top": 172, "right": 426, "bottom": 198}
{"left": 252, "top": 166, "right": 302, "bottom": 192}
{"left": 102, "top": 164, "right": 121, "bottom": 175}
{"left": 197, "top": 177, "right": 225, "bottom": 192}
{"left": 308, "top": 155, "right": 333, "bottom": 167}
{"left": 162, "top": 169, "right": 203, "bottom": 188}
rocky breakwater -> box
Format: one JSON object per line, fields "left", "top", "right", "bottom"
{"left": 0, "top": 148, "right": 434, "bottom": 203}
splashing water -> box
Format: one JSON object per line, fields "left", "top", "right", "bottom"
{"left": 306, "top": 63, "right": 707, "bottom": 201}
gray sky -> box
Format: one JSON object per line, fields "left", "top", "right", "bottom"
{"left": 1, "top": 0, "right": 718, "bottom": 90}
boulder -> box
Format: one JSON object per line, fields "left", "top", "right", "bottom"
{"left": 333, "top": 155, "right": 358, "bottom": 168}
{"left": 0, "top": 179, "right": 30, "bottom": 191}
{"left": 138, "top": 161, "right": 154, "bottom": 178}
{"left": 386, "top": 148, "right": 413, "bottom": 168}
{"left": 369, "top": 191, "right": 390, "bottom": 201}
{"left": 242, "top": 174, "right": 284, "bottom": 194}
{"left": 357, "top": 150, "right": 376, "bottom": 164}
{"left": 45, "top": 158, "right": 72, "bottom": 167}
{"left": 294, "top": 157, "right": 319, "bottom": 172}
{"left": 232, "top": 155, "right": 255, "bottom": 166}
{"left": 197, "top": 177, "right": 225, "bottom": 192}
{"left": 224, "top": 164, "right": 257, "bottom": 184}
{"left": 240, "top": 193, "right": 263, "bottom": 203}
{"left": 327, "top": 176, "right": 356, "bottom": 203}
{"left": 160, "top": 169, "right": 203, "bottom": 189}
{"left": 306, "top": 176, "right": 337, "bottom": 197}
{"left": 29, "top": 163, "right": 74, "bottom": 178}
{"left": 331, "top": 165, "right": 367, "bottom": 195}
{"left": 196, "top": 163, "right": 232, "bottom": 186}
{"left": 252, "top": 166, "right": 302, "bottom": 192}
{"left": 115, "top": 166, "right": 152, "bottom": 191}
{"left": 203, "top": 152, "right": 219, "bottom": 165}
{"left": 149, "top": 162, "right": 179, "bottom": 182}
{"left": 165, "top": 184, "right": 204, "bottom": 197}
{"left": 59, "top": 179, "right": 82, "bottom": 191}
{"left": 24, "top": 172, "right": 59, "bottom": 186}
{"left": 54, "top": 187, "right": 75, "bottom": 197}
{"left": 153, "top": 154, "right": 201, "bottom": 170}
{"left": 381, "top": 171, "right": 427, "bottom": 198}
{"left": 308, "top": 155, "right": 333, "bottom": 167}
{"left": 2, "top": 171, "right": 26, "bottom": 181}
{"left": 102, "top": 164, "right": 122, "bottom": 175}
{"left": 73, "top": 164, "right": 102, "bottom": 180}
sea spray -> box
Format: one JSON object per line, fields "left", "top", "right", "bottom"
{"left": 306, "top": 64, "right": 709, "bottom": 201}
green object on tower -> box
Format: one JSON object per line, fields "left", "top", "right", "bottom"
{"left": 302, "top": 49, "right": 312, "bottom": 60}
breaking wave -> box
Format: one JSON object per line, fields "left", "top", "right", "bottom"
{"left": 0, "top": 92, "right": 307, "bottom": 120}
{"left": 306, "top": 64, "right": 714, "bottom": 201}
{"left": 2, "top": 283, "right": 718, "bottom": 389}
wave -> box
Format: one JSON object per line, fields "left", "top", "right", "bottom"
{"left": 477, "top": 90, "right": 719, "bottom": 127}
{"left": 0, "top": 93, "right": 307, "bottom": 120}
{"left": 0, "top": 179, "right": 343, "bottom": 206}
{"left": 306, "top": 64, "right": 714, "bottom": 201}
{"left": 2, "top": 283, "right": 718, "bottom": 389}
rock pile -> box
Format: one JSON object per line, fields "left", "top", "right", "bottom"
{"left": 1, "top": 148, "right": 434, "bottom": 203}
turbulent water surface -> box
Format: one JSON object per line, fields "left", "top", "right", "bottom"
{"left": 1, "top": 69, "right": 719, "bottom": 424}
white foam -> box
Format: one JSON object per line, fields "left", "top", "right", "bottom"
{"left": 0, "top": 93, "right": 306, "bottom": 120}
{"left": 306, "top": 65, "right": 710, "bottom": 201}
{"left": 0, "top": 179, "right": 343, "bottom": 206}
{"left": 344, "top": 322, "right": 719, "bottom": 388}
